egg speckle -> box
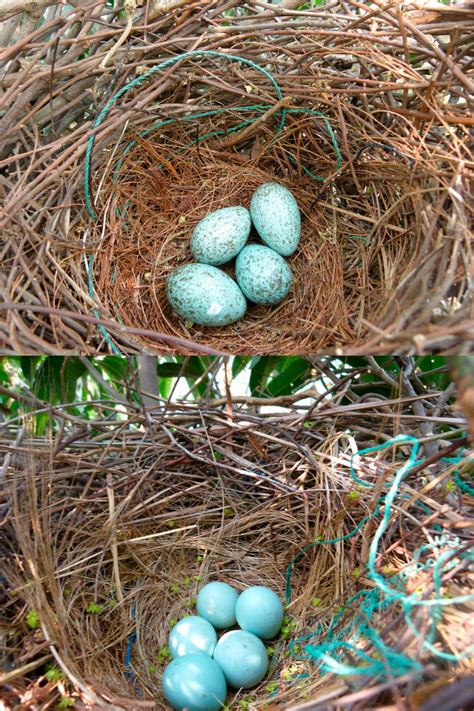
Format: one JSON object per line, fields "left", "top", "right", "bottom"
{"left": 169, "top": 616, "right": 217, "bottom": 659}
{"left": 191, "top": 206, "right": 251, "bottom": 265}
{"left": 250, "top": 182, "right": 301, "bottom": 256}
{"left": 213, "top": 630, "right": 268, "bottom": 688}
{"left": 196, "top": 581, "right": 239, "bottom": 629}
{"left": 235, "top": 244, "right": 292, "bottom": 305}
{"left": 235, "top": 586, "right": 284, "bottom": 639}
{"left": 166, "top": 263, "right": 247, "bottom": 327}
{"left": 162, "top": 654, "right": 227, "bottom": 711}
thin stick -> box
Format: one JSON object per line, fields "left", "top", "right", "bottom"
{"left": 107, "top": 472, "right": 124, "bottom": 606}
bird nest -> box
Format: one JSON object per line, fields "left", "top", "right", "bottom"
{"left": 0, "top": 1, "right": 472, "bottom": 354}
{"left": 2, "top": 396, "right": 473, "bottom": 710}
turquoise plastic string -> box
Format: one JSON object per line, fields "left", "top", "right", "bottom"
{"left": 443, "top": 455, "right": 474, "bottom": 496}
{"left": 284, "top": 435, "right": 473, "bottom": 680}
{"left": 84, "top": 50, "right": 287, "bottom": 220}
{"left": 87, "top": 254, "right": 122, "bottom": 355}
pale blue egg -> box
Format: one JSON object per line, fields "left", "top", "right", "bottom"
{"left": 213, "top": 630, "right": 268, "bottom": 688}
{"left": 162, "top": 653, "right": 227, "bottom": 711}
{"left": 235, "top": 586, "right": 283, "bottom": 639}
{"left": 191, "top": 207, "right": 251, "bottom": 265}
{"left": 166, "top": 264, "right": 247, "bottom": 327}
{"left": 250, "top": 182, "right": 301, "bottom": 256}
{"left": 235, "top": 245, "right": 292, "bottom": 305}
{"left": 196, "top": 582, "right": 239, "bottom": 629}
{"left": 169, "top": 616, "right": 217, "bottom": 659}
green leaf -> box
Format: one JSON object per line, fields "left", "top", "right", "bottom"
{"left": 33, "top": 357, "right": 64, "bottom": 403}
{"left": 31, "top": 357, "right": 86, "bottom": 405}
{"left": 159, "top": 375, "right": 174, "bottom": 399}
{"left": 61, "top": 358, "right": 87, "bottom": 402}
{"left": 96, "top": 356, "right": 130, "bottom": 383}
{"left": 249, "top": 356, "right": 282, "bottom": 396}
{"left": 35, "top": 411, "right": 51, "bottom": 436}
{"left": 44, "top": 664, "right": 65, "bottom": 683}
{"left": 232, "top": 356, "right": 252, "bottom": 378}
{"left": 265, "top": 358, "right": 311, "bottom": 397}
{"left": 155, "top": 362, "right": 190, "bottom": 378}
{"left": 20, "top": 356, "right": 42, "bottom": 383}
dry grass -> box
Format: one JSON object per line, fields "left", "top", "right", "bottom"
{"left": 1, "top": 394, "right": 472, "bottom": 709}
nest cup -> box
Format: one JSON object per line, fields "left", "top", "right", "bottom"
{"left": 4, "top": 404, "right": 473, "bottom": 709}
{"left": 85, "top": 50, "right": 469, "bottom": 355}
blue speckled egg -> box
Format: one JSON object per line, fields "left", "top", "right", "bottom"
{"left": 250, "top": 182, "right": 301, "bottom": 256}
{"left": 213, "top": 630, "right": 268, "bottom": 689}
{"left": 235, "top": 245, "right": 292, "bottom": 305}
{"left": 235, "top": 586, "right": 283, "bottom": 639}
{"left": 166, "top": 263, "right": 247, "bottom": 327}
{"left": 162, "top": 653, "right": 227, "bottom": 711}
{"left": 196, "top": 582, "right": 239, "bottom": 629}
{"left": 169, "top": 616, "right": 217, "bottom": 659}
{"left": 191, "top": 207, "right": 251, "bottom": 265}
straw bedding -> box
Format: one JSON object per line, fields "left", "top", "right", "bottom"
{"left": 2, "top": 394, "right": 473, "bottom": 709}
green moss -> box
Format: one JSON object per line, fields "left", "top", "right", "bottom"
{"left": 156, "top": 645, "right": 172, "bottom": 664}
{"left": 26, "top": 609, "right": 40, "bottom": 629}
{"left": 44, "top": 664, "right": 65, "bottom": 683}
{"left": 85, "top": 602, "right": 103, "bottom": 614}
{"left": 280, "top": 617, "right": 297, "bottom": 640}
{"left": 265, "top": 681, "right": 279, "bottom": 693}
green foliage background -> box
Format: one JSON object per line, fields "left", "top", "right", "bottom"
{"left": 0, "top": 355, "right": 460, "bottom": 435}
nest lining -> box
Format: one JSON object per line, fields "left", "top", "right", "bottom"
{"left": 90, "top": 100, "right": 460, "bottom": 355}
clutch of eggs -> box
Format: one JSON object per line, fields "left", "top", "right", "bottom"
{"left": 166, "top": 182, "right": 301, "bottom": 326}
{"left": 162, "top": 582, "right": 284, "bottom": 709}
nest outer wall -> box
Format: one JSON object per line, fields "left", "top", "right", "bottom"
{"left": 2, "top": 396, "right": 473, "bottom": 709}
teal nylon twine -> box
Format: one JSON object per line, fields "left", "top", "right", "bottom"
{"left": 284, "top": 435, "right": 473, "bottom": 679}
{"left": 443, "top": 456, "right": 474, "bottom": 496}
{"left": 84, "top": 50, "right": 287, "bottom": 220}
